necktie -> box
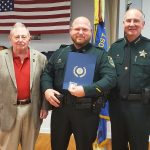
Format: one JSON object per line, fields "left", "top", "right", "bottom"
{"left": 119, "top": 44, "right": 131, "bottom": 99}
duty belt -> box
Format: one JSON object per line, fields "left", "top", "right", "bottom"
{"left": 62, "top": 93, "right": 97, "bottom": 109}
{"left": 121, "top": 94, "right": 142, "bottom": 101}
{"left": 53, "top": 93, "right": 104, "bottom": 112}
{"left": 127, "top": 94, "right": 142, "bottom": 101}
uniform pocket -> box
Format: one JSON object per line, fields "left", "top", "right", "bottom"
{"left": 132, "top": 58, "right": 150, "bottom": 89}
{"left": 133, "top": 58, "right": 150, "bottom": 77}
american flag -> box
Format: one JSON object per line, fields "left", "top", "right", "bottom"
{"left": 0, "top": 0, "right": 71, "bottom": 34}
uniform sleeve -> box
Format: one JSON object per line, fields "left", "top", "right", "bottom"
{"left": 39, "top": 54, "right": 51, "bottom": 110}
{"left": 40, "top": 53, "right": 55, "bottom": 93}
{"left": 83, "top": 51, "right": 117, "bottom": 97}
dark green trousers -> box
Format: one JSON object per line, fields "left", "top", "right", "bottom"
{"left": 109, "top": 100, "right": 150, "bottom": 150}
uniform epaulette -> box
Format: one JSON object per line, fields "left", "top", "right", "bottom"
{"left": 110, "top": 38, "right": 125, "bottom": 48}
{"left": 95, "top": 46, "right": 105, "bottom": 51}
{"left": 141, "top": 36, "right": 150, "bottom": 42}
{"left": 59, "top": 44, "right": 69, "bottom": 49}
{"left": 114, "top": 38, "right": 124, "bottom": 43}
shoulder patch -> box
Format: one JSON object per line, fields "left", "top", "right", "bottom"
{"left": 141, "top": 36, "right": 150, "bottom": 42}
{"left": 95, "top": 46, "right": 105, "bottom": 52}
{"left": 114, "top": 38, "right": 124, "bottom": 43}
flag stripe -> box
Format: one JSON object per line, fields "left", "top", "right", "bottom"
{"left": 0, "top": 10, "right": 70, "bottom": 17}
{"left": 0, "top": 29, "right": 69, "bottom": 34}
{"left": 14, "top": 0, "right": 70, "bottom": 4}
{"left": 0, "top": 25, "right": 69, "bottom": 30}
{"left": 0, "top": 0, "right": 71, "bottom": 34}
{"left": 0, "top": 21, "right": 70, "bottom": 27}
{"left": 0, "top": 17, "right": 70, "bottom": 23}
{"left": 14, "top": 2, "right": 71, "bottom": 9}
{"left": 14, "top": 6, "right": 70, "bottom": 12}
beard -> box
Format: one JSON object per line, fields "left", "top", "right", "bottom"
{"left": 71, "top": 37, "right": 90, "bottom": 48}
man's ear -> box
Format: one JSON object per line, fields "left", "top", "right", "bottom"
{"left": 29, "top": 35, "right": 32, "bottom": 41}
{"left": 8, "top": 34, "right": 11, "bottom": 40}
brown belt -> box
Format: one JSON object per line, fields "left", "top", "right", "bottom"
{"left": 17, "top": 99, "right": 31, "bottom": 105}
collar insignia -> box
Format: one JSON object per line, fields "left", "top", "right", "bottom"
{"left": 139, "top": 50, "right": 147, "bottom": 58}
{"left": 57, "top": 58, "right": 62, "bottom": 63}
{"left": 134, "top": 37, "right": 140, "bottom": 44}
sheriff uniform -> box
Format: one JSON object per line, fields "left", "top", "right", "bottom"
{"left": 109, "top": 35, "right": 150, "bottom": 150}
{"left": 41, "top": 43, "right": 116, "bottom": 150}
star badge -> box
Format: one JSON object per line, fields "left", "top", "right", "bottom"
{"left": 139, "top": 50, "right": 147, "bottom": 58}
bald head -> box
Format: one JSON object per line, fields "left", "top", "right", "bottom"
{"left": 71, "top": 16, "right": 92, "bottom": 30}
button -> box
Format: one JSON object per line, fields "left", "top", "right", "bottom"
{"left": 125, "top": 67, "right": 128, "bottom": 70}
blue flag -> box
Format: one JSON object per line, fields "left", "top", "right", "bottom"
{"left": 95, "top": 22, "right": 108, "bottom": 51}
{"left": 97, "top": 101, "right": 110, "bottom": 146}
{"left": 94, "top": 21, "right": 110, "bottom": 147}
{"left": 63, "top": 52, "right": 97, "bottom": 89}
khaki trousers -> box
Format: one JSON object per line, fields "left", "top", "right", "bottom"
{"left": 0, "top": 104, "right": 40, "bottom": 150}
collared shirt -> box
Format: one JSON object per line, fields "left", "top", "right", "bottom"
{"left": 109, "top": 35, "right": 150, "bottom": 96}
{"left": 13, "top": 49, "right": 30, "bottom": 100}
{"left": 71, "top": 43, "right": 92, "bottom": 53}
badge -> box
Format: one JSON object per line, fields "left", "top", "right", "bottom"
{"left": 139, "top": 50, "right": 147, "bottom": 58}
{"left": 108, "top": 56, "right": 115, "bottom": 67}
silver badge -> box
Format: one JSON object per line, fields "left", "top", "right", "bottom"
{"left": 139, "top": 50, "right": 147, "bottom": 58}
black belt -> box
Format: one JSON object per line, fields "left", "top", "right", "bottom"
{"left": 17, "top": 99, "right": 31, "bottom": 105}
{"left": 128, "top": 94, "right": 142, "bottom": 101}
{"left": 120, "top": 94, "right": 142, "bottom": 101}
{"left": 63, "top": 93, "right": 98, "bottom": 109}
{"left": 63, "top": 93, "right": 93, "bottom": 105}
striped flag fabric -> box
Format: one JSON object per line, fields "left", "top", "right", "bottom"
{"left": 0, "top": 0, "right": 71, "bottom": 34}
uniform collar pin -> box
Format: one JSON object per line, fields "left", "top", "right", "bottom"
{"left": 57, "top": 58, "right": 62, "bottom": 63}
{"left": 134, "top": 37, "right": 140, "bottom": 44}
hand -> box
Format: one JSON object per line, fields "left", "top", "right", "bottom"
{"left": 40, "top": 109, "right": 48, "bottom": 119}
{"left": 44, "top": 89, "right": 61, "bottom": 107}
{"left": 68, "top": 85, "right": 85, "bottom": 97}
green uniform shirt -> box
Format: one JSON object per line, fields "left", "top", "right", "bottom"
{"left": 109, "top": 35, "right": 150, "bottom": 99}
{"left": 41, "top": 43, "right": 116, "bottom": 98}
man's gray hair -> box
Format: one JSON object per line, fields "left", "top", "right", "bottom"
{"left": 10, "top": 22, "right": 30, "bottom": 36}
{"left": 124, "top": 8, "right": 145, "bottom": 22}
